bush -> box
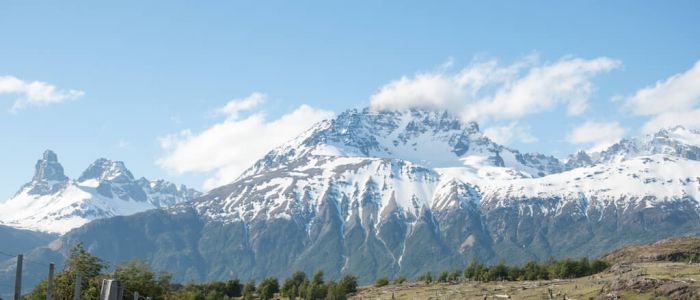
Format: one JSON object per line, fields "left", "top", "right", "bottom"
{"left": 337, "top": 275, "right": 358, "bottom": 294}
{"left": 393, "top": 276, "right": 407, "bottom": 284}
{"left": 416, "top": 272, "right": 433, "bottom": 284}
{"left": 448, "top": 270, "right": 461, "bottom": 282}
{"left": 374, "top": 277, "right": 389, "bottom": 287}
{"left": 437, "top": 271, "right": 449, "bottom": 283}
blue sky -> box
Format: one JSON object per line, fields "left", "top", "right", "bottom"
{"left": 1, "top": 1, "right": 699, "bottom": 197}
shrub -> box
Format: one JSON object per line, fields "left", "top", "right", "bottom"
{"left": 437, "top": 271, "right": 449, "bottom": 283}
{"left": 374, "top": 277, "right": 389, "bottom": 287}
{"left": 393, "top": 275, "right": 407, "bottom": 284}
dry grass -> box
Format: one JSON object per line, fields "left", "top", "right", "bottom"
{"left": 349, "top": 262, "right": 700, "bottom": 300}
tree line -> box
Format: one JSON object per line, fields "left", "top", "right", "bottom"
{"left": 21, "top": 244, "right": 357, "bottom": 300}
{"left": 20, "top": 244, "right": 609, "bottom": 300}
{"left": 411, "top": 256, "right": 609, "bottom": 285}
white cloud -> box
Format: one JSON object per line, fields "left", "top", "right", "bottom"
{"left": 622, "top": 60, "right": 700, "bottom": 133}
{"left": 567, "top": 121, "right": 627, "bottom": 152}
{"left": 216, "top": 92, "right": 266, "bottom": 119}
{"left": 483, "top": 122, "right": 537, "bottom": 145}
{"left": 369, "top": 56, "right": 620, "bottom": 123}
{"left": 0, "top": 75, "right": 84, "bottom": 111}
{"left": 157, "top": 93, "right": 334, "bottom": 190}
{"left": 641, "top": 109, "right": 700, "bottom": 134}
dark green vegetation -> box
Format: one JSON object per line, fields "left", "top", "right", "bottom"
{"left": 21, "top": 244, "right": 358, "bottom": 300}
{"left": 352, "top": 237, "right": 700, "bottom": 299}
{"left": 462, "top": 256, "right": 609, "bottom": 281}
{"left": 18, "top": 243, "right": 611, "bottom": 299}
{"left": 409, "top": 256, "right": 609, "bottom": 286}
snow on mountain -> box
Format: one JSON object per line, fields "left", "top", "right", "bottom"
{"left": 246, "top": 108, "right": 563, "bottom": 178}
{"left": 193, "top": 109, "right": 700, "bottom": 229}
{"left": 594, "top": 126, "right": 700, "bottom": 164}
{"left": 0, "top": 150, "right": 201, "bottom": 234}
{"left": 457, "top": 154, "right": 700, "bottom": 211}
{"left": 9, "top": 108, "right": 700, "bottom": 286}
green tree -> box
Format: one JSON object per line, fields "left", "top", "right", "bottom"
{"left": 306, "top": 271, "right": 326, "bottom": 300}
{"left": 486, "top": 260, "right": 508, "bottom": 281}
{"left": 114, "top": 258, "right": 171, "bottom": 300}
{"left": 257, "top": 277, "right": 279, "bottom": 300}
{"left": 282, "top": 271, "right": 308, "bottom": 300}
{"left": 437, "top": 271, "right": 449, "bottom": 283}
{"left": 448, "top": 270, "right": 461, "bottom": 282}
{"left": 325, "top": 281, "right": 346, "bottom": 300}
{"left": 507, "top": 265, "right": 522, "bottom": 281}
{"left": 464, "top": 257, "right": 478, "bottom": 280}
{"left": 242, "top": 280, "right": 256, "bottom": 300}
{"left": 27, "top": 243, "right": 108, "bottom": 300}
{"left": 393, "top": 275, "right": 407, "bottom": 284}
{"left": 590, "top": 259, "right": 609, "bottom": 274}
{"left": 222, "top": 279, "right": 243, "bottom": 297}
{"left": 577, "top": 257, "right": 591, "bottom": 277}
{"left": 336, "top": 275, "right": 358, "bottom": 295}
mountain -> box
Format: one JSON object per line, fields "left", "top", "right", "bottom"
{"left": 0, "top": 150, "right": 201, "bottom": 234}
{"left": 0, "top": 225, "right": 57, "bottom": 255}
{"left": 3, "top": 108, "right": 700, "bottom": 295}
{"left": 569, "top": 125, "right": 700, "bottom": 165}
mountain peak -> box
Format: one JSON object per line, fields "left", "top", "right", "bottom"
{"left": 42, "top": 149, "right": 58, "bottom": 162}
{"left": 595, "top": 125, "right": 700, "bottom": 164}
{"left": 32, "top": 150, "right": 68, "bottom": 183}
{"left": 246, "top": 107, "right": 563, "bottom": 180}
{"left": 78, "top": 158, "right": 134, "bottom": 183}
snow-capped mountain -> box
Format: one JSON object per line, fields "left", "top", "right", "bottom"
{"left": 0, "top": 150, "right": 201, "bottom": 234}
{"left": 161, "top": 108, "right": 700, "bottom": 281}
{"left": 594, "top": 126, "right": 700, "bottom": 163}
{"left": 8, "top": 108, "right": 700, "bottom": 287}
{"left": 247, "top": 109, "right": 563, "bottom": 178}
{"left": 199, "top": 109, "right": 700, "bottom": 226}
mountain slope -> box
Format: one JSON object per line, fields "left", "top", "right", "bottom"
{"left": 0, "top": 225, "right": 57, "bottom": 255}
{"left": 0, "top": 150, "right": 201, "bottom": 234}
{"left": 5, "top": 108, "right": 700, "bottom": 292}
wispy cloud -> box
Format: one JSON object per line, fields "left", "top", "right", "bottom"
{"left": 567, "top": 121, "right": 627, "bottom": 152}
{"left": 369, "top": 55, "right": 620, "bottom": 123}
{"left": 483, "top": 122, "right": 537, "bottom": 145}
{"left": 622, "top": 60, "right": 700, "bottom": 133}
{"left": 157, "top": 93, "right": 334, "bottom": 190}
{"left": 0, "top": 75, "right": 84, "bottom": 112}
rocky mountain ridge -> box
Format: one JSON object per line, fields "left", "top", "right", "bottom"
{"left": 0, "top": 150, "right": 201, "bottom": 233}
{"left": 2, "top": 108, "right": 700, "bottom": 293}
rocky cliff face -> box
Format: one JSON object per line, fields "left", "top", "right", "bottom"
{"left": 4, "top": 109, "right": 700, "bottom": 294}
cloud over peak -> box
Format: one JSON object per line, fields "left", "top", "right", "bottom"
{"left": 567, "top": 121, "right": 627, "bottom": 152}
{"left": 622, "top": 60, "right": 700, "bottom": 133}
{"left": 157, "top": 93, "right": 334, "bottom": 190}
{"left": 369, "top": 55, "right": 620, "bottom": 123}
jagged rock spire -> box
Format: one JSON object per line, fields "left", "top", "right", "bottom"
{"left": 32, "top": 150, "right": 68, "bottom": 182}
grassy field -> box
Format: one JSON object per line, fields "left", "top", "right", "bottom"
{"left": 348, "top": 262, "right": 700, "bottom": 299}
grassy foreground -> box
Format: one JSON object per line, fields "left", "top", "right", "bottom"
{"left": 349, "top": 262, "right": 700, "bottom": 299}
